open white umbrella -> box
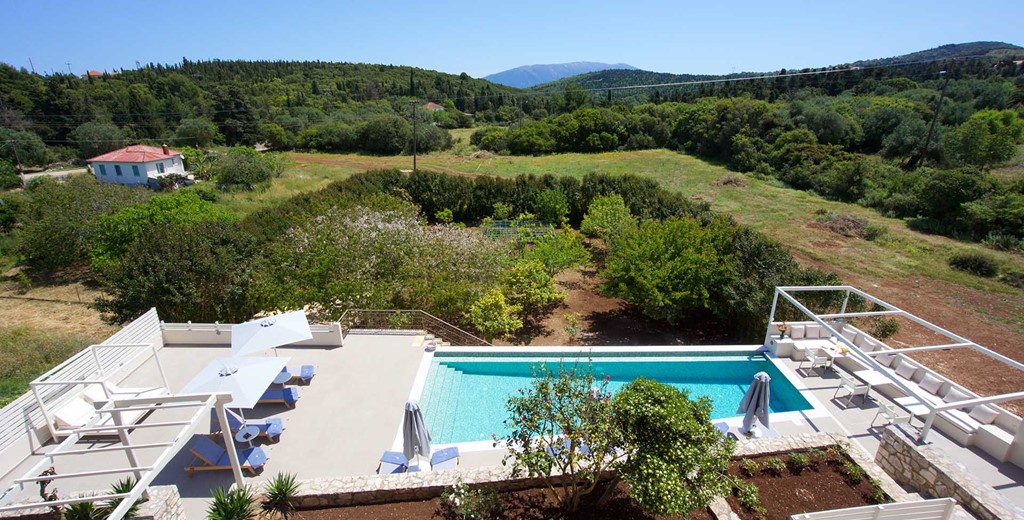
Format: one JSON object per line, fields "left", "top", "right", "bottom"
{"left": 402, "top": 400, "right": 432, "bottom": 467}
{"left": 231, "top": 311, "right": 312, "bottom": 357}
{"left": 180, "top": 356, "right": 290, "bottom": 408}
{"left": 737, "top": 371, "right": 771, "bottom": 436}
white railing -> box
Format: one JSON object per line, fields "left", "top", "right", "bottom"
{"left": 0, "top": 309, "right": 161, "bottom": 452}
{"left": 791, "top": 498, "right": 956, "bottom": 520}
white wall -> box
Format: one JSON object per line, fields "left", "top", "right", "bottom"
{"left": 92, "top": 155, "right": 185, "bottom": 185}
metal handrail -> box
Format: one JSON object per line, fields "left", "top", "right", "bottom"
{"left": 338, "top": 309, "right": 491, "bottom": 346}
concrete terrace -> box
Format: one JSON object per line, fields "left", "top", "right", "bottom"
{"left": 1, "top": 316, "right": 1022, "bottom": 517}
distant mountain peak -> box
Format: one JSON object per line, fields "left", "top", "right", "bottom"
{"left": 485, "top": 62, "right": 637, "bottom": 88}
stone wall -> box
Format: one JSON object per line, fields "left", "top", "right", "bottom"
{"left": 876, "top": 424, "right": 1024, "bottom": 520}
{"left": 292, "top": 432, "right": 920, "bottom": 520}
{"left": 133, "top": 486, "right": 183, "bottom": 520}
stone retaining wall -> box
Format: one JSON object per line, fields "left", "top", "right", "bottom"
{"left": 133, "top": 486, "right": 183, "bottom": 520}
{"left": 876, "top": 424, "right": 1024, "bottom": 520}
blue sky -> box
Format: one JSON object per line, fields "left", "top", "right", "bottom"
{"left": 1, "top": 0, "right": 1021, "bottom": 78}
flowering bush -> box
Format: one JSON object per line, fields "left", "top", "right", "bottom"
{"left": 253, "top": 205, "right": 512, "bottom": 322}
{"left": 439, "top": 478, "right": 502, "bottom": 520}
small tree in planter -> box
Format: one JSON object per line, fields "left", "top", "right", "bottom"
{"left": 610, "top": 378, "right": 735, "bottom": 516}
{"left": 499, "top": 361, "right": 624, "bottom": 513}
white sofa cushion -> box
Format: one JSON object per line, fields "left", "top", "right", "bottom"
{"left": 943, "top": 387, "right": 972, "bottom": 405}
{"left": 841, "top": 330, "right": 856, "bottom": 343}
{"left": 53, "top": 397, "right": 96, "bottom": 429}
{"left": 876, "top": 353, "right": 895, "bottom": 367}
{"left": 970, "top": 405, "right": 999, "bottom": 425}
{"left": 919, "top": 373, "right": 945, "bottom": 395}
{"left": 943, "top": 409, "right": 982, "bottom": 433}
{"left": 789, "top": 325, "right": 805, "bottom": 339}
{"left": 895, "top": 362, "right": 917, "bottom": 380}
{"left": 805, "top": 325, "right": 820, "bottom": 339}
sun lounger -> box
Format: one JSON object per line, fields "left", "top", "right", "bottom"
{"left": 211, "top": 409, "right": 285, "bottom": 442}
{"left": 52, "top": 383, "right": 169, "bottom": 434}
{"left": 430, "top": 447, "right": 460, "bottom": 471}
{"left": 280, "top": 365, "right": 316, "bottom": 385}
{"left": 185, "top": 436, "right": 267, "bottom": 477}
{"left": 258, "top": 387, "right": 300, "bottom": 408}
{"left": 377, "top": 451, "right": 410, "bottom": 474}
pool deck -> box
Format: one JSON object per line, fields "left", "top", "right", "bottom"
{"left": 2, "top": 336, "right": 1022, "bottom": 518}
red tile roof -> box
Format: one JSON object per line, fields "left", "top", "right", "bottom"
{"left": 421, "top": 102, "right": 445, "bottom": 111}
{"left": 87, "top": 145, "right": 181, "bottom": 163}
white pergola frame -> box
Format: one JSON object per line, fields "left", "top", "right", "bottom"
{"left": 769, "top": 285, "right": 1024, "bottom": 442}
{"left": 29, "top": 343, "right": 170, "bottom": 441}
{"left": 0, "top": 393, "right": 244, "bottom": 520}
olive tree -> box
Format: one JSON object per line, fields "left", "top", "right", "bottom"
{"left": 500, "top": 362, "right": 625, "bottom": 513}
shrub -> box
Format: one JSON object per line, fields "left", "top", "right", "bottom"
{"left": 612, "top": 378, "right": 734, "bottom": 516}
{"left": 870, "top": 318, "right": 900, "bottom": 340}
{"left": 501, "top": 260, "right": 566, "bottom": 314}
{"left": 439, "top": 478, "right": 503, "bottom": 520}
{"left": 492, "top": 201, "right": 512, "bottom": 220}
{"left": 601, "top": 217, "right": 734, "bottom": 323}
{"left": 789, "top": 452, "right": 810, "bottom": 474}
{"left": 207, "top": 486, "right": 257, "bottom": 520}
{"left": 361, "top": 114, "right": 411, "bottom": 154}
{"left": 262, "top": 472, "right": 300, "bottom": 519}
{"left": 735, "top": 481, "right": 763, "bottom": 513}
{"left": 535, "top": 188, "right": 569, "bottom": 225}
{"left": 762, "top": 456, "right": 786, "bottom": 476}
{"left": 983, "top": 232, "right": 1023, "bottom": 253}
{"left": 211, "top": 147, "right": 283, "bottom": 188}
{"left": 523, "top": 227, "right": 590, "bottom": 275}
{"left": 101, "top": 477, "right": 141, "bottom": 519}
{"left": 842, "top": 461, "right": 866, "bottom": 484}
{"left": 63, "top": 499, "right": 103, "bottom": 520}
{"left": 741, "top": 458, "right": 760, "bottom": 477}
{"left": 806, "top": 447, "right": 827, "bottom": 462}
{"left": 468, "top": 289, "right": 523, "bottom": 342}
{"left": 435, "top": 208, "right": 454, "bottom": 224}
{"left": 0, "top": 159, "right": 20, "bottom": 190}
{"left": 1001, "top": 270, "right": 1024, "bottom": 289}
{"left": 949, "top": 252, "right": 999, "bottom": 277}
{"left": 563, "top": 312, "right": 582, "bottom": 344}
{"left": 580, "top": 193, "right": 637, "bottom": 241}
{"left": 864, "top": 224, "right": 888, "bottom": 241}
{"left": 868, "top": 477, "right": 888, "bottom": 504}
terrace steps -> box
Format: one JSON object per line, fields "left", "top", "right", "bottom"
{"left": 420, "top": 363, "right": 463, "bottom": 444}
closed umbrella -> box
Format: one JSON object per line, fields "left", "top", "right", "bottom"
{"left": 231, "top": 311, "right": 312, "bottom": 357}
{"left": 180, "top": 356, "right": 290, "bottom": 409}
{"left": 737, "top": 371, "right": 771, "bottom": 436}
{"left": 402, "top": 400, "right": 432, "bottom": 467}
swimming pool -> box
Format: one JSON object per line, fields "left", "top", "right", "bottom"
{"left": 419, "top": 350, "right": 812, "bottom": 444}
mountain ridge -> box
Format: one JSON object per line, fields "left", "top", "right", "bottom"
{"left": 485, "top": 61, "right": 637, "bottom": 88}
{"left": 529, "top": 41, "right": 1023, "bottom": 93}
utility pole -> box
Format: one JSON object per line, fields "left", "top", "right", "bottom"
{"left": 28, "top": 57, "right": 35, "bottom": 74}
{"left": 410, "top": 67, "right": 417, "bottom": 172}
{"left": 65, "top": 62, "right": 73, "bottom": 75}
{"left": 913, "top": 71, "right": 949, "bottom": 169}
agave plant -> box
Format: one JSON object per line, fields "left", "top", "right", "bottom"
{"left": 262, "top": 473, "right": 300, "bottom": 519}
{"left": 63, "top": 499, "right": 103, "bottom": 520}
{"left": 207, "top": 486, "right": 257, "bottom": 520}
{"left": 98, "top": 477, "right": 141, "bottom": 519}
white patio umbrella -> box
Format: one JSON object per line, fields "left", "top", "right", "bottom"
{"left": 402, "top": 400, "right": 432, "bottom": 467}
{"left": 231, "top": 310, "right": 312, "bottom": 357}
{"left": 737, "top": 371, "right": 771, "bottom": 436}
{"left": 180, "top": 356, "right": 291, "bottom": 408}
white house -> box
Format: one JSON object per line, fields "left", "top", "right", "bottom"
{"left": 88, "top": 145, "right": 186, "bottom": 186}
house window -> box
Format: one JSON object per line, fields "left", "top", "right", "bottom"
{"left": 115, "top": 165, "right": 122, "bottom": 176}
{"left": 156, "top": 162, "right": 165, "bottom": 174}
{"left": 98, "top": 164, "right": 106, "bottom": 176}
{"left": 132, "top": 165, "right": 140, "bottom": 177}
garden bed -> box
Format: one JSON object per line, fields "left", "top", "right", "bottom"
{"left": 727, "top": 448, "right": 889, "bottom": 520}
{"left": 297, "top": 480, "right": 713, "bottom": 520}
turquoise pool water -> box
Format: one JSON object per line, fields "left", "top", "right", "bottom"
{"left": 419, "top": 351, "right": 812, "bottom": 444}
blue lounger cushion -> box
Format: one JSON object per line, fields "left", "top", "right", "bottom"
{"left": 216, "top": 410, "right": 285, "bottom": 441}
{"left": 187, "top": 436, "right": 267, "bottom": 476}
{"left": 377, "top": 451, "right": 409, "bottom": 474}
{"left": 430, "top": 447, "right": 460, "bottom": 470}
{"left": 259, "top": 387, "right": 300, "bottom": 407}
